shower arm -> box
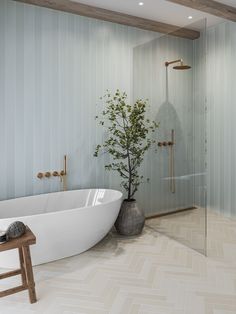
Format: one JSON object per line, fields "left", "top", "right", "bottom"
{"left": 165, "top": 59, "right": 182, "bottom": 67}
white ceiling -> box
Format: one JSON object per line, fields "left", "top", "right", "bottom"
{"left": 72, "top": 0, "right": 236, "bottom": 29}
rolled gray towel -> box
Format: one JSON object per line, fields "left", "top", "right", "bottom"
{"left": 7, "top": 221, "right": 26, "bottom": 239}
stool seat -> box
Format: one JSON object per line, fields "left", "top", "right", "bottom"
{"left": 0, "top": 226, "right": 37, "bottom": 303}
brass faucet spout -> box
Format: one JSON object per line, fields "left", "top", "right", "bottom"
{"left": 64, "top": 155, "right": 67, "bottom": 175}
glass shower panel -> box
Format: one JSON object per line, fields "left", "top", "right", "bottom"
{"left": 133, "top": 19, "right": 207, "bottom": 254}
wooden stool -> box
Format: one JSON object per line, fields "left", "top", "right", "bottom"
{"left": 0, "top": 226, "right": 37, "bottom": 303}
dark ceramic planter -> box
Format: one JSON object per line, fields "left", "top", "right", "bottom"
{"left": 115, "top": 199, "right": 145, "bottom": 236}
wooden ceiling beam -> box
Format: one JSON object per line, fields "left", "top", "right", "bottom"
{"left": 13, "top": 0, "right": 200, "bottom": 40}
{"left": 166, "top": 0, "right": 236, "bottom": 22}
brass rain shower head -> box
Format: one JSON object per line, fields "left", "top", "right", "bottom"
{"left": 165, "top": 59, "right": 191, "bottom": 70}
{"left": 173, "top": 64, "right": 191, "bottom": 70}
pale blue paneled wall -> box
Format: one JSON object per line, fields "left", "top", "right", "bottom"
{"left": 133, "top": 35, "right": 196, "bottom": 215}
{"left": 207, "top": 21, "right": 236, "bottom": 218}
{"left": 193, "top": 30, "right": 207, "bottom": 209}
{"left": 0, "top": 0, "right": 157, "bottom": 201}
{"left": 2, "top": 0, "right": 234, "bottom": 218}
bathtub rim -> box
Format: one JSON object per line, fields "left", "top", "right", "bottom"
{"left": 0, "top": 188, "right": 123, "bottom": 221}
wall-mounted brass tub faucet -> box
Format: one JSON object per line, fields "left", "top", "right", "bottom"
{"left": 37, "top": 155, "right": 67, "bottom": 191}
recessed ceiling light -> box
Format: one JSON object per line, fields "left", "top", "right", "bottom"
{"left": 188, "top": 16, "right": 193, "bottom": 19}
{"left": 139, "top": 2, "right": 144, "bottom": 6}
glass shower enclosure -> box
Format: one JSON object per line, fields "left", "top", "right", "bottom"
{"left": 133, "top": 20, "right": 207, "bottom": 254}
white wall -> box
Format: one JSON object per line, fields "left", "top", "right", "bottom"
{"left": 0, "top": 0, "right": 157, "bottom": 201}
{"left": 207, "top": 21, "right": 236, "bottom": 218}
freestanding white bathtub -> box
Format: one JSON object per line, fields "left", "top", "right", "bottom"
{"left": 0, "top": 189, "right": 122, "bottom": 268}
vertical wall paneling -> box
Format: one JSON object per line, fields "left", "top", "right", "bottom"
{"left": 2, "top": 0, "right": 235, "bottom": 221}
{"left": 193, "top": 25, "right": 207, "bottom": 209}
{"left": 133, "top": 34, "right": 196, "bottom": 216}
{"left": 0, "top": 1, "right": 6, "bottom": 199}
{"left": 207, "top": 21, "right": 236, "bottom": 218}
{"left": 0, "top": 0, "right": 158, "bottom": 203}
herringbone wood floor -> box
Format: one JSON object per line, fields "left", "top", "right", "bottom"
{"left": 0, "top": 209, "right": 236, "bottom": 314}
{"left": 146, "top": 207, "right": 207, "bottom": 255}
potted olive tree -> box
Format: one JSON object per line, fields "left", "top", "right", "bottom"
{"left": 94, "top": 90, "right": 158, "bottom": 236}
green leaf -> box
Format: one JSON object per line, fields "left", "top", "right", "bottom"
{"left": 93, "top": 90, "right": 159, "bottom": 199}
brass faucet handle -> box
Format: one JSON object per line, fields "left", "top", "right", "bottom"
{"left": 52, "top": 171, "right": 59, "bottom": 177}
{"left": 37, "top": 172, "right": 44, "bottom": 179}
{"left": 45, "top": 172, "right": 51, "bottom": 178}
{"left": 60, "top": 170, "right": 65, "bottom": 176}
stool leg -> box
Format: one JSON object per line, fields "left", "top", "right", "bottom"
{"left": 22, "top": 245, "right": 37, "bottom": 304}
{"left": 18, "top": 247, "right": 27, "bottom": 288}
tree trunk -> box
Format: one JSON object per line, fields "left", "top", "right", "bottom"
{"left": 127, "top": 150, "right": 132, "bottom": 200}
